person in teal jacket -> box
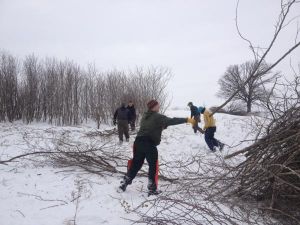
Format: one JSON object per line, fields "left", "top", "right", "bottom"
{"left": 187, "top": 102, "right": 202, "bottom": 133}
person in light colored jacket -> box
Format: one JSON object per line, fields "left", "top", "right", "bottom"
{"left": 198, "top": 106, "right": 224, "bottom": 152}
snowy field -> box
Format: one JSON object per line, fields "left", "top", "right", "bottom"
{"left": 0, "top": 110, "right": 256, "bottom": 225}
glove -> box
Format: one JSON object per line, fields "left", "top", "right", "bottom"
{"left": 113, "top": 120, "right": 116, "bottom": 126}
{"left": 187, "top": 117, "right": 196, "bottom": 126}
{"left": 199, "top": 128, "right": 205, "bottom": 134}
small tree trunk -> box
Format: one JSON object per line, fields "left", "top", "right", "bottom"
{"left": 246, "top": 100, "right": 252, "bottom": 113}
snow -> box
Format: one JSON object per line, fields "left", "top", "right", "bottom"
{"left": 0, "top": 110, "right": 255, "bottom": 225}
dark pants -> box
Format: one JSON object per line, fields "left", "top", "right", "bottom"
{"left": 193, "top": 115, "right": 201, "bottom": 133}
{"left": 129, "top": 119, "right": 136, "bottom": 131}
{"left": 204, "top": 127, "right": 220, "bottom": 150}
{"left": 117, "top": 120, "right": 129, "bottom": 141}
{"left": 127, "top": 137, "right": 158, "bottom": 191}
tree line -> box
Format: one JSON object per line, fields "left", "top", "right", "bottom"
{"left": 0, "top": 51, "right": 171, "bottom": 127}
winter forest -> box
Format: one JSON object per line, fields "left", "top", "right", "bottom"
{"left": 0, "top": 0, "right": 300, "bottom": 225}
{"left": 0, "top": 54, "right": 170, "bottom": 126}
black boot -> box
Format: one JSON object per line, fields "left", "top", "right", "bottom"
{"left": 148, "top": 189, "right": 162, "bottom": 196}
{"left": 212, "top": 146, "right": 217, "bottom": 152}
{"left": 147, "top": 179, "right": 160, "bottom": 196}
{"left": 219, "top": 142, "right": 225, "bottom": 151}
{"left": 118, "top": 175, "right": 132, "bottom": 192}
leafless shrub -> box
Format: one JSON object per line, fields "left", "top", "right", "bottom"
{"left": 0, "top": 52, "right": 171, "bottom": 126}
{"left": 223, "top": 105, "right": 300, "bottom": 224}
{"left": 0, "top": 51, "right": 20, "bottom": 122}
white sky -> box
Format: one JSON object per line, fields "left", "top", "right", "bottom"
{"left": 0, "top": 0, "right": 299, "bottom": 108}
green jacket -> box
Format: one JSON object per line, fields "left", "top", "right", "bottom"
{"left": 137, "top": 110, "right": 187, "bottom": 146}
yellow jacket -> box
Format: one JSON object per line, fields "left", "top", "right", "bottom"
{"left": 203, "top": 109, "right": 216, "bottom": 130}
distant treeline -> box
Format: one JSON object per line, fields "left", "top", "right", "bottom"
{"left": 0, "top": 51, "right": 171, "bottom": 127}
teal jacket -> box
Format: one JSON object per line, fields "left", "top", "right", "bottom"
{"left": 137, "top": 110, "right": 187, "bottom": 146}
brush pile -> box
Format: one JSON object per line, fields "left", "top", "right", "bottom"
{"left": 231, "top": 106, "right": 300, "bottom": 223}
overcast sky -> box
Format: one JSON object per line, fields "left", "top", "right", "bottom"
{"left": 1, "top": 0, "right": 299, "bottom": 108}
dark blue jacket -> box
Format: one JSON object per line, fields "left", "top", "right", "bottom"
{"left": 114, "top": 107, "right": 130, "bottom": 121}
{"left": 127, "top": 105, "right": 136, "bottom": 121}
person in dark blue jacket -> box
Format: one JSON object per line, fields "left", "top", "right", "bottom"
{"left": 113, "top": 103, "right": 130, "bottom": 143}
{"left": 127, "top": 101, "right": 136, "bottom": 131}
{"left": 187, "top": 102, "right": 203, "bottom": 133}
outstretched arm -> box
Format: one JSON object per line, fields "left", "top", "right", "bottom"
{"left": 165, "top": 117, "right": 187, "bottom": 126}
{"left": 158, "top": 115, "right": 188, "bottom": 128}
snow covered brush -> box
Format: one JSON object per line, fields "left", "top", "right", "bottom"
{"left": 224, "top": 106, "right": 300, "bottom": 224}
{"left": 0, "top": 128, "right": 122, "bottom": 176}
{"left": 130, "top": 106, "right": 300, "bottom": 225}
{"left": 0, "top": 127, "right": 174, "bottom": 182}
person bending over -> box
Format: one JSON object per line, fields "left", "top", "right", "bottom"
{"left": 187, "top": 102, "right": 202, "bottom": 133}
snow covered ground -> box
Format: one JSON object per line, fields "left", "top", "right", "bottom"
{"left": 0, "top": 110, "right": 256, "bottom": 225}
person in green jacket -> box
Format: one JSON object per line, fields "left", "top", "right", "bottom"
{"left": 118, "top": 99, "right": 196, "bottom": 196}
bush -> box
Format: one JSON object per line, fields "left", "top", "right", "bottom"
{"left": 0, "top": 51, "right": 171, "bottom": 126}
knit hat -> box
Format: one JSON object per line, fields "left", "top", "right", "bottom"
{"left": 147, "top": 100, "right": 159, "bottom": 109}
{"left": 187, "top": 102, "right": 193, "bottom": 107}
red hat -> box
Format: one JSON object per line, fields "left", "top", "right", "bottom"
{"left": 147, "top": 100, "right": 159, "bottom": 109}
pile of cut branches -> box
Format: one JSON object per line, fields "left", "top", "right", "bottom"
{"left": 227, "top": 106, "right": 300, "bottom": 224}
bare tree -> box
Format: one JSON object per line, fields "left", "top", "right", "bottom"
{"left": 0, "top": 51, "right": 19, "bottom": 122}
{"left": 211, "top": 0, "right": 300, "bottom": 116}
{"left": 0, "top": 51, "right": 172, "bottom": 126}
{"left": 218, "top": 61, "right": 279, "bottom": 113}
{"left": 22, "top": 54, "right": 41, "bottom": 123}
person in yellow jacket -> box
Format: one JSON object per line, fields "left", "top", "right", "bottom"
{"left": 198, "top": 106, "right": 224, "bottom": 152}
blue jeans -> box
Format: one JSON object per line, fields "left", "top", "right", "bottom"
{"left": 204, "top": 127, "right": 220, "bottom": 151}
